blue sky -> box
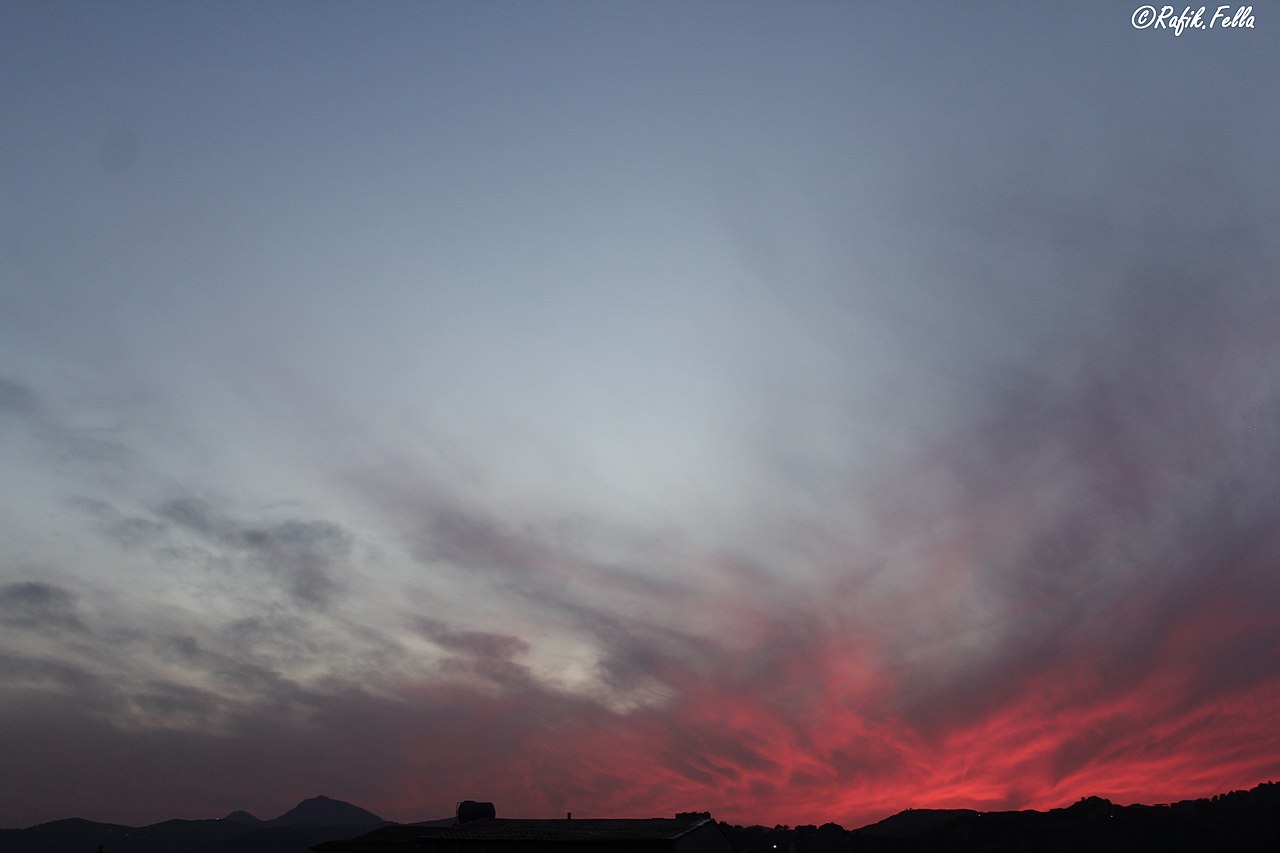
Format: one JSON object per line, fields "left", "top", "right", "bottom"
{"left": 3, "top": 0, "right": 1280, "bottom": 830}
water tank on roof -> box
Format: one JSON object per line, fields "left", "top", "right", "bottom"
{"left": 457, "top": 801, "right": 496, "bottom": 824}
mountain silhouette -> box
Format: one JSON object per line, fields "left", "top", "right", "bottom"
{"left": 718, "top": 780, "right": 1280, "bottom": 853}
{"left": 855, "top": 807, "right": 979, "bottom": 838}
{"left": 268, "top": 795, "right": 385, "bottom": 827}
{"left": 0, "top": 816, "right": 256, "bottom": 853}
{"left": 7, "top": 783, "right": 1280, "bottom": 853}
{"left": 0, "top": 796, "right": 389, "bottom": 853}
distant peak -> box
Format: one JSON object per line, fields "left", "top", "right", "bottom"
{"left": 270, "top": 795, "right": 385, "bottom": 827}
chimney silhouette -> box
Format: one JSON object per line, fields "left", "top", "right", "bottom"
{"left": 456, "top": 801, "right": 496, "bottom": 824}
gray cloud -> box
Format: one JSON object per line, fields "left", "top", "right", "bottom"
{"left": 414, "top": 617, "right": 529, "bottom": 661}
{"left": 66, "top": 496, "right": 168, "bottom": 549}
{"left": 0, "top": 375, "right": 135, "bottom": 477}
{"left": 0, "top": 376, "right": 40, "bottom": 419}
{"left": 418, "top": 504, "right": 729, "bottom": 699}
{"left": 0, "top": 581, "right": 85, "bottom": 633}
{"left": 157, "top": 497, "right": 351, "bottom": 608}
{"left": 0, "top": 652, "right": 107, "bottom": 695}
{"left": 858, "top": 142, "right": 1280, "bottom": 740}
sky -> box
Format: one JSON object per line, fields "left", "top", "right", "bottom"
{"left": 2, "top": 0, "right": 1279, "bottom": 832}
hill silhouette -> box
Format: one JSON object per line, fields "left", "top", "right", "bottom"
{"left": 717, "top": 780, "right": 1280, "bottom": 852}
{"left": 0, "top": 796, "right": 391, "bottom": 853}
{"left": 269, "top": 795, "right": 385, "bottom": 827}
{"left": 6, "top": 783, "right": 1280, "bottom": 852}
{"left": 853, "top": 807, "right": 980, "bottom": 839}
